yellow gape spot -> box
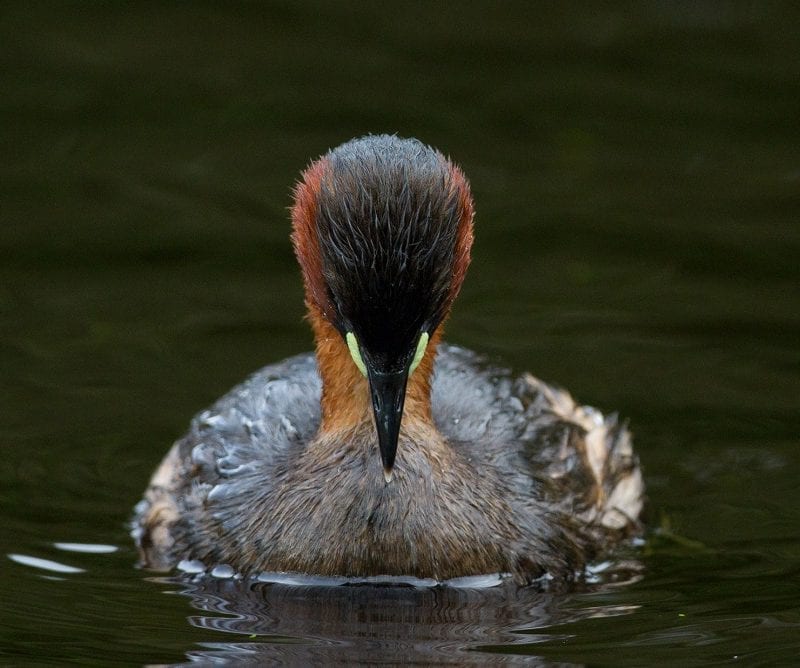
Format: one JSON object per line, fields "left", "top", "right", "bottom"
{"left": 346, "top": 332, "right": 367, "bottom": 376}
{"left": 409, "top": 332, "right": 429, "bottom": 376}
{"left": 347, "top": 331, "right": 428, "bottom": 377}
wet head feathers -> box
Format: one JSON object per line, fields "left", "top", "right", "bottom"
{"left": 291, "top": 135, "right": 474, "bottom": 369}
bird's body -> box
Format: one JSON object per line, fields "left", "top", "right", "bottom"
{"left": 134, "top": 135, "right": 643, "bottom": 585}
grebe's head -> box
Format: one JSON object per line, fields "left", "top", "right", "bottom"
{"left": 291, "top": 135, "right": 474, "bottom": 480}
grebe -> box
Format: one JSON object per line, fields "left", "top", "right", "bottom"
{"left": 134, "top": 135, "right": 643, "bottom": 585}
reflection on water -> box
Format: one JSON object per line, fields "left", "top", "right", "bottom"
{"left": 2, "top": 1, "right": 799, "bottom": 665}
{"left": 153, "top": 573, "right": 640, "bottom": 665}
{"left": 8, "top": 553, "right": 86, "bottom": 575}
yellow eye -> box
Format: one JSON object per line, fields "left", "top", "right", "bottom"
{"left": 409, "top": 332, "right": 429, "bottom": 376}
{"left": 346, "top": 332, "right": 367, "bottom": 377}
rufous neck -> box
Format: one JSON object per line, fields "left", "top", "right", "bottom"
{"left": 308, "top": 304, "right": 438, "bottom": 432}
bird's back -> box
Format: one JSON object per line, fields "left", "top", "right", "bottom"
{"left": 134, "top": 344, "right": 643, "bottom": 583}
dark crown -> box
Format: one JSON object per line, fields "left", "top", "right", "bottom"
{"left": 317, "top": 135, "right": 463, "bottom": 364}
{"left": 293, "top": 135, "right": 474, "bottom": 369}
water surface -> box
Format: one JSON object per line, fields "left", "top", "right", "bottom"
{"left": 1, "top": 3, "right": 798, "bottom": 665}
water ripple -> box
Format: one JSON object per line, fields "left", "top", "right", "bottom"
{"left": 7, "top": 553, "right": 85, "bottom": 574}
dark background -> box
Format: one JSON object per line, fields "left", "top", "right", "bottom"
{"left": 1, "top": 2, "right": 798, "bottom": 664}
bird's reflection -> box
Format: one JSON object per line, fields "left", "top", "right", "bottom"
{"left": 153, "top": 564, "right": 642, "bottom": 665}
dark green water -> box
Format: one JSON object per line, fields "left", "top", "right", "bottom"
{"left": 2, "top": 3, "right": 798, "bottom": 665}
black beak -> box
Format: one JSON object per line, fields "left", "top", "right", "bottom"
{"left": 366, "top": 366, "right": 409, "bottom": 483}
